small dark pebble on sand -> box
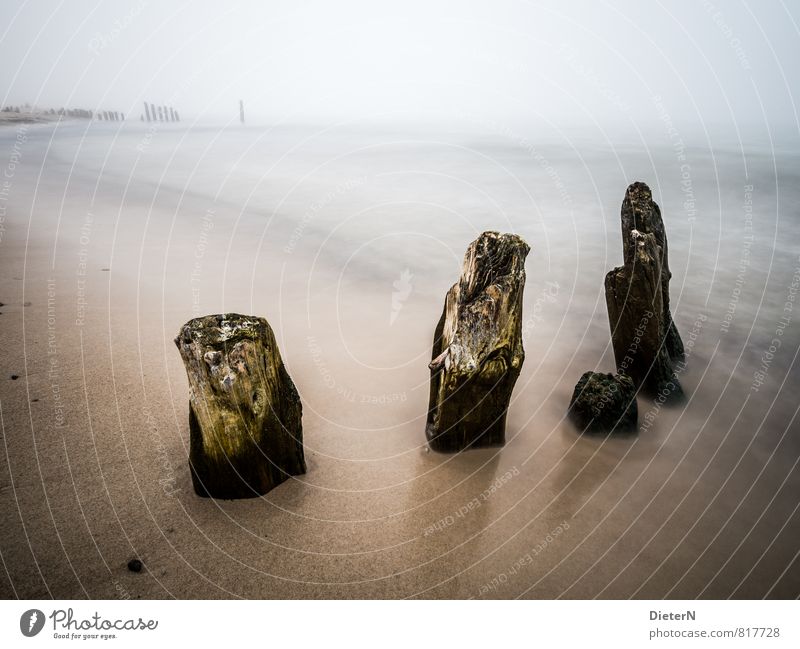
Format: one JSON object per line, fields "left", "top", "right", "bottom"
{"left": 101, "top": 268, "right": 110, "bottom": 271}
{"left": 23, "top": 301, "right": 31, "bottom": 307}
{"left": 31, "top": 398, "right": 38, "bottom": 402}
{"left": 10, "top": 375, "right": 19, "bottom": 380}
{"left": 127, "top": 559, "right": 143, "bottom": 573}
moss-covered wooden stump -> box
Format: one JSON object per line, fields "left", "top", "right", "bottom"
{"left": 605, "top": 182, "right": 683, "bottom": 401}
{"left": 426, "top": 231, "right": 529, "bottom": 452}
{"left": 175, "top": 314, "right": 305, "bottom": 498}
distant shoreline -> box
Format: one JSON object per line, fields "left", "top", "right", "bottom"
{"left": 0, "top": 112, "right": 78, "bottom": 127}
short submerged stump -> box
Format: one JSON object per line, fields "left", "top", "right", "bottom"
{"left": 568, "top": 371, "right": 638, "bottom": 434}
{"left": 175, "top": 313, "right": 305, "bottom": 499}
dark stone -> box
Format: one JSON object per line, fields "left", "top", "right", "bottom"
{"left": 127, "top": 559, "right": 143, "bottom": 573}
{"left": 10, "top": 375, "right": 19, "bottom": 380}
{"left": 568, "top": 371, "right": 638, "bottom": 433}
{"left": 175, "top": 314, "right": 305, "bottom": 498}
{"left": 426, "top": 232, "right": 529, "bottom": 452}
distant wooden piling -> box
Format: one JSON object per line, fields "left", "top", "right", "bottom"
{"left": 239, "top": 99, "right": 244, "bottom": 124}
{"left": 144, "top": 103, "right": 151, "bottom": 122}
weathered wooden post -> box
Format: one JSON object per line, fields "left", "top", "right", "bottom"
{"left": 174, "top": 109, "right": 180, "bottom": 122}
{"left": 169, "top": 107, "right": 175, "bottom": 122}
{"left": 175, "top": 313, "right": 306, "bottom": 498}
{"left": 620, "top": 181, "right": 684, "bottom": 361}
{"left": 605, "top": 182, "right": 683, "bottom": 400}
{"left": 426, "top": 231, "right": 529, "bottom": 452}
{"left": 144, "top": 102, "right": 151, "bottom": 122}
{"left": 239, "top": 99, "right": 244, "bottom": 124}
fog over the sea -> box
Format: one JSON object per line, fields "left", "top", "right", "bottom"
{"left": 1, "top": 0, "right": 799, "bottom": 139}
{"left": 2, "top": 1, "right": 800, "bottom": 604}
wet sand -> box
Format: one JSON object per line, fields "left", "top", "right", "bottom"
{"left": 0, "top": 122, "right": 798, "bottom": 598}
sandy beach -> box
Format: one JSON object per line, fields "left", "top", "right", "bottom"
{"left": 0, "top": 119, "right": 798, "bottom": 599}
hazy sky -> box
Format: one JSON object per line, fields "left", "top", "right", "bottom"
{"left": 1, "top": 0, "right": 798, "bottom": 133}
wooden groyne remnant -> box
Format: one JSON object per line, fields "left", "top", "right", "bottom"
{"left": 95, "top": 110, "right": 124, "bottom": 121}
{"left": 142, "top": 102, "right": 180, "bottom": 123}
{"left": 426, "top": 231, "right": 529, "bottom": 452}
{"left": 605, "top": 182, "right": 684, "bottom": 400}
{"left": 569, "top": 181, "right": 686, "bottom": 434}
{"left": 175, "top": 314, "right": 306, "bottom": 499}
